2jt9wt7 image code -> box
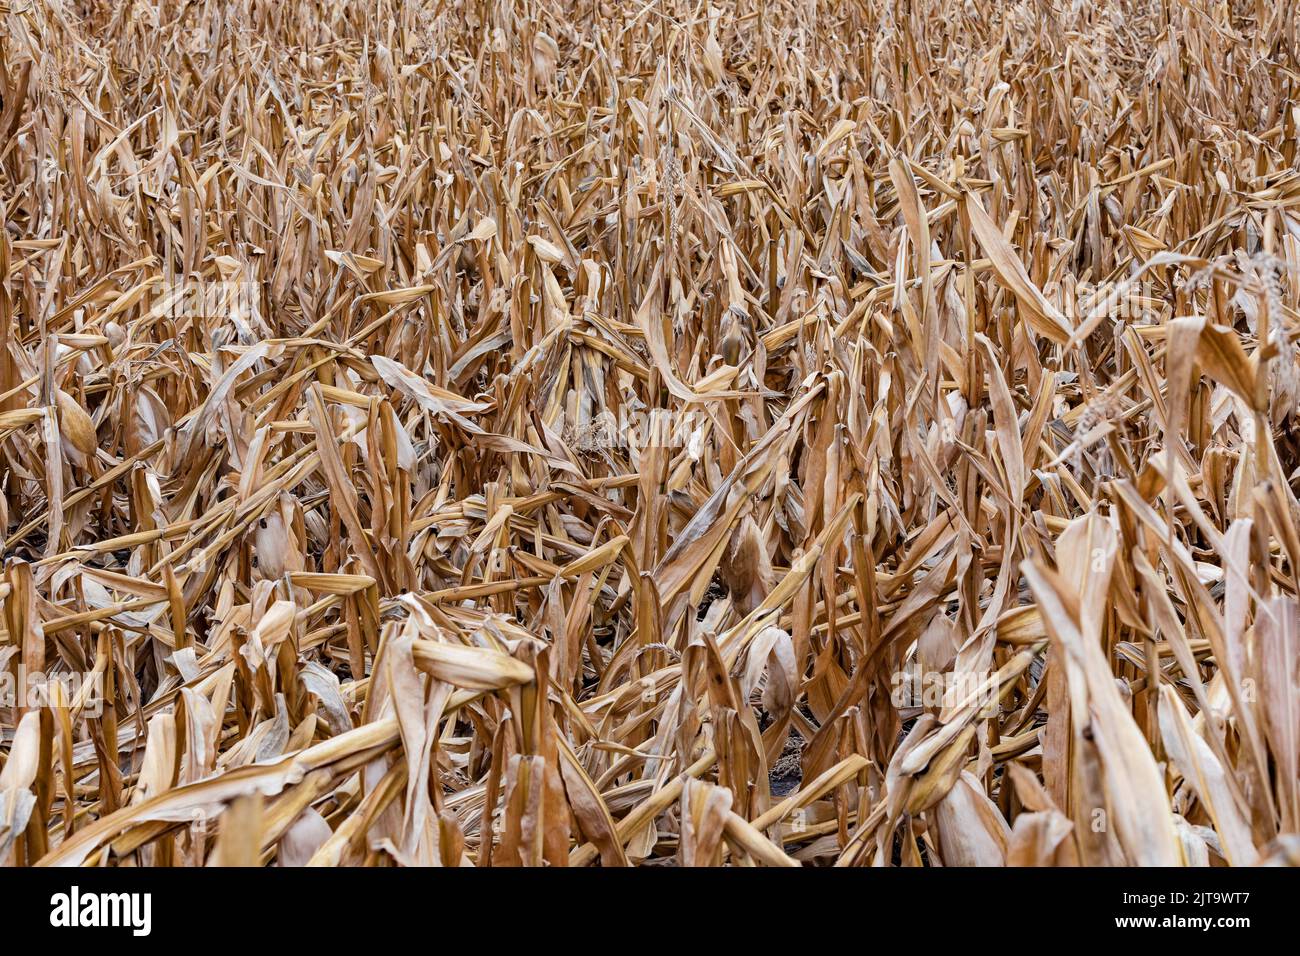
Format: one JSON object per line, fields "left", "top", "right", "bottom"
{"left": 1123, "top": 892, "right": 1252, "bottom": 907}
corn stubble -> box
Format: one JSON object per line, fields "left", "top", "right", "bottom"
{"left": 0, "top": 0, "right": 1298, "bottom": 867}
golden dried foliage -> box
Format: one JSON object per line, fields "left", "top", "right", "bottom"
{"left": 0, "top": 0, "right": 1299, "bottom": 866}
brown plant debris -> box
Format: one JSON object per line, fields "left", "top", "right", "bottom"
{"left": 1, "top": 0, "right": 1300, "bottom": 867}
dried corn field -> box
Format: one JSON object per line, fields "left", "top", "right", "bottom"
{"left": 0, "top": 0, "right": 1298, "bottom": 870}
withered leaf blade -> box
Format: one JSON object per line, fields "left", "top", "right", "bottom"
{"left": 0, "top": 0, "right": 1294, "bottom": 873}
